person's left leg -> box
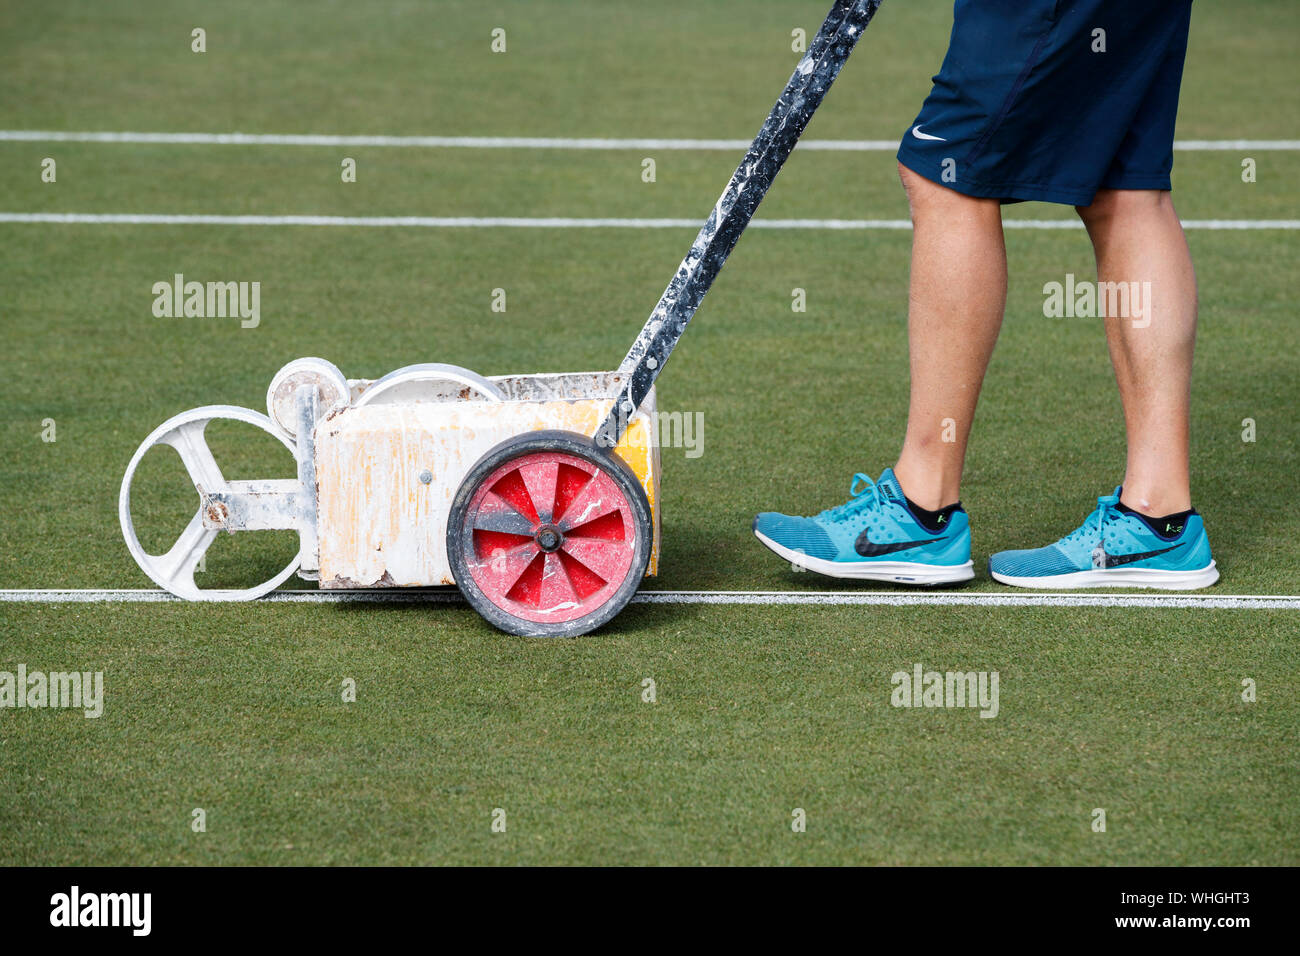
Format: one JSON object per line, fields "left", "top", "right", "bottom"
{"left": 1078, "top": 187, "right": 1195, "bottom": 516}
{"left": 988, "top": 185, "right": 1216, "bottom": 590}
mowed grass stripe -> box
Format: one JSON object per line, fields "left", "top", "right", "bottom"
{"left": 2, "top": 601, "right": 1296, "bottom": 865}
{"left": 5, "top": 143, "right": 1294, "bottom": 223}
{"left": 2, "top": 227, "right": 1295, "bottom": 594}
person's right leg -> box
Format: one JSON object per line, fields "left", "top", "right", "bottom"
{"left": 892, "top": 162, "right": 1008, "bottom": 511}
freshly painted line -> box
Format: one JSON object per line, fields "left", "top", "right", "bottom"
{"left": 2, "top": 213, "right": 1297, "bottom": 230}
{"left": 2, "top": 130, "right": 1297, "bottom": 151}
{"left": 0, "top": 130, "right": 888, "bottom": 151}
{"left": 633, "top": 591, "right": 1300, "bottom": 610}
{"left": 1110, "top": 220, "right": 1300, "bottom": 230}
{"left": 1172, "top": 139, "right": 1300, "bottom": 151}
{"left": 0, "top": 588, "right": 463, "bottom": 604}
{"left": 1, "top": 588, "right": 1297, "bottom": 609}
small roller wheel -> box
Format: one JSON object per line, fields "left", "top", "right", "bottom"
{"left": 266, "top": 357, "right": 350, "bottom": 441}
{"left": 448, "top": 430, "right": 652, "bottom": 638}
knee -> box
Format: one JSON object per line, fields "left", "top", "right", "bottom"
{"left": 898, "top": 161, "right": 946, "bottom": 212}
{"left": 898, "top": 161, "right": 995, "bottom": 220}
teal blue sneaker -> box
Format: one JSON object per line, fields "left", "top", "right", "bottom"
{"left": 989, "top": 488, "right": 1219, "bottom": 589}
{"left": 753, "top": 468, "right": 974, "bottom": 584}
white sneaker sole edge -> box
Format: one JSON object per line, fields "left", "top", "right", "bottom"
{"left": 754, "top": 529, "right": 975, "bottom": 585}
{"left": 990, "top": 561, "right": 1220, "bottom": 591}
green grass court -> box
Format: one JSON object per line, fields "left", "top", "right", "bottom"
{"left": 0, "top": 0, "right": 1296, "bottom": 865}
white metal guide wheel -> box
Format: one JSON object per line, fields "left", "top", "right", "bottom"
{"left": 119, "top": 405, "right": 306, "bottom": 600}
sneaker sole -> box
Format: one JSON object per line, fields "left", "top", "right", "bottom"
{"left": 754, "top": 529, "right": 975, "bottom": 585}
{"left": 990, "top": 561, "right": 1220, "bottom": 591}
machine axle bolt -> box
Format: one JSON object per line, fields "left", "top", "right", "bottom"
{"left": 535, "top": 525, "right": 563, "bottom": 552}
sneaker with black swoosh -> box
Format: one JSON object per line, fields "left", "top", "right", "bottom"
{"left": 753, "top": 468, "right": 974, "bottom": 584}
{"left": 988, "top": 488, "right": 1219, "bottom": 590}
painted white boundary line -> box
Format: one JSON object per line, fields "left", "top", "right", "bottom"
{"left": 3, "top": 213, "right": 1297, "bottom": 230}
{"left": 1, "top": 588, "right": 1296, "bottom": 609}
{"left": 2, "top": 130, "right": 1297, "bottom": 151}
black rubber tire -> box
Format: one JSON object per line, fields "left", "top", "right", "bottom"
{"left": 447, "top": 430, "right": 652, "bottom": 638}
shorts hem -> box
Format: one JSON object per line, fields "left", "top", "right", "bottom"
{"left": 898, "top": 146, "right": 1098, "bottom": 206}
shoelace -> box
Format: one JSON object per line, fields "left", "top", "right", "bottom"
{"left": 1060, "top": 492, "right": 1122, "bottom": 546}
{"left": 819, "top": 472, "right": 886, "bottom": 522}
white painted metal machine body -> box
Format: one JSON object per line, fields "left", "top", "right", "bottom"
{"left": 120, "top": 359, "right": 661, "bottom": 601}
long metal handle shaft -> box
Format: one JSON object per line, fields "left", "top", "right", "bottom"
{"left": 594, "top": 0, "right": 883, "bottom": 449}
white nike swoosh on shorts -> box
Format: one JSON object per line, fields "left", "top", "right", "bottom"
{"left": 910, "top": 125, "right": 947, "bottom": 142}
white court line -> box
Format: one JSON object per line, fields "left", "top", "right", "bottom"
{"left": 2, "top": 130, "right": 1297, "bottom": 151}
{"left": 1, "top": 588, "right": 1297, "bottom": 610}
{"left": 2, "top": 213, "right": 1297, "bottom": 230}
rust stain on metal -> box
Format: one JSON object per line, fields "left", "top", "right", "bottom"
{"left": 204, "top": 500, "right": 229, "bottom": 525}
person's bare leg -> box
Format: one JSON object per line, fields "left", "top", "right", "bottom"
{"left": 1077, "top": 188, "right": 1195, "bottom": 515}
{"left": 892, "top": 162, "right": 1007, "bottom": 510}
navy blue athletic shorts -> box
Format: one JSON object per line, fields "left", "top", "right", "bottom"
{"left": 896, "top": 0, "right": 1193, "bottom": 206}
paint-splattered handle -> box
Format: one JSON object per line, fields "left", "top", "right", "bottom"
{"left": 595, "top": 0, "right": 883, "bottom": 449}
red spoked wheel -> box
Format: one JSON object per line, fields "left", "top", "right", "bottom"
{"left": 447, "top": 430, "right": 652, "bottom": 637}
